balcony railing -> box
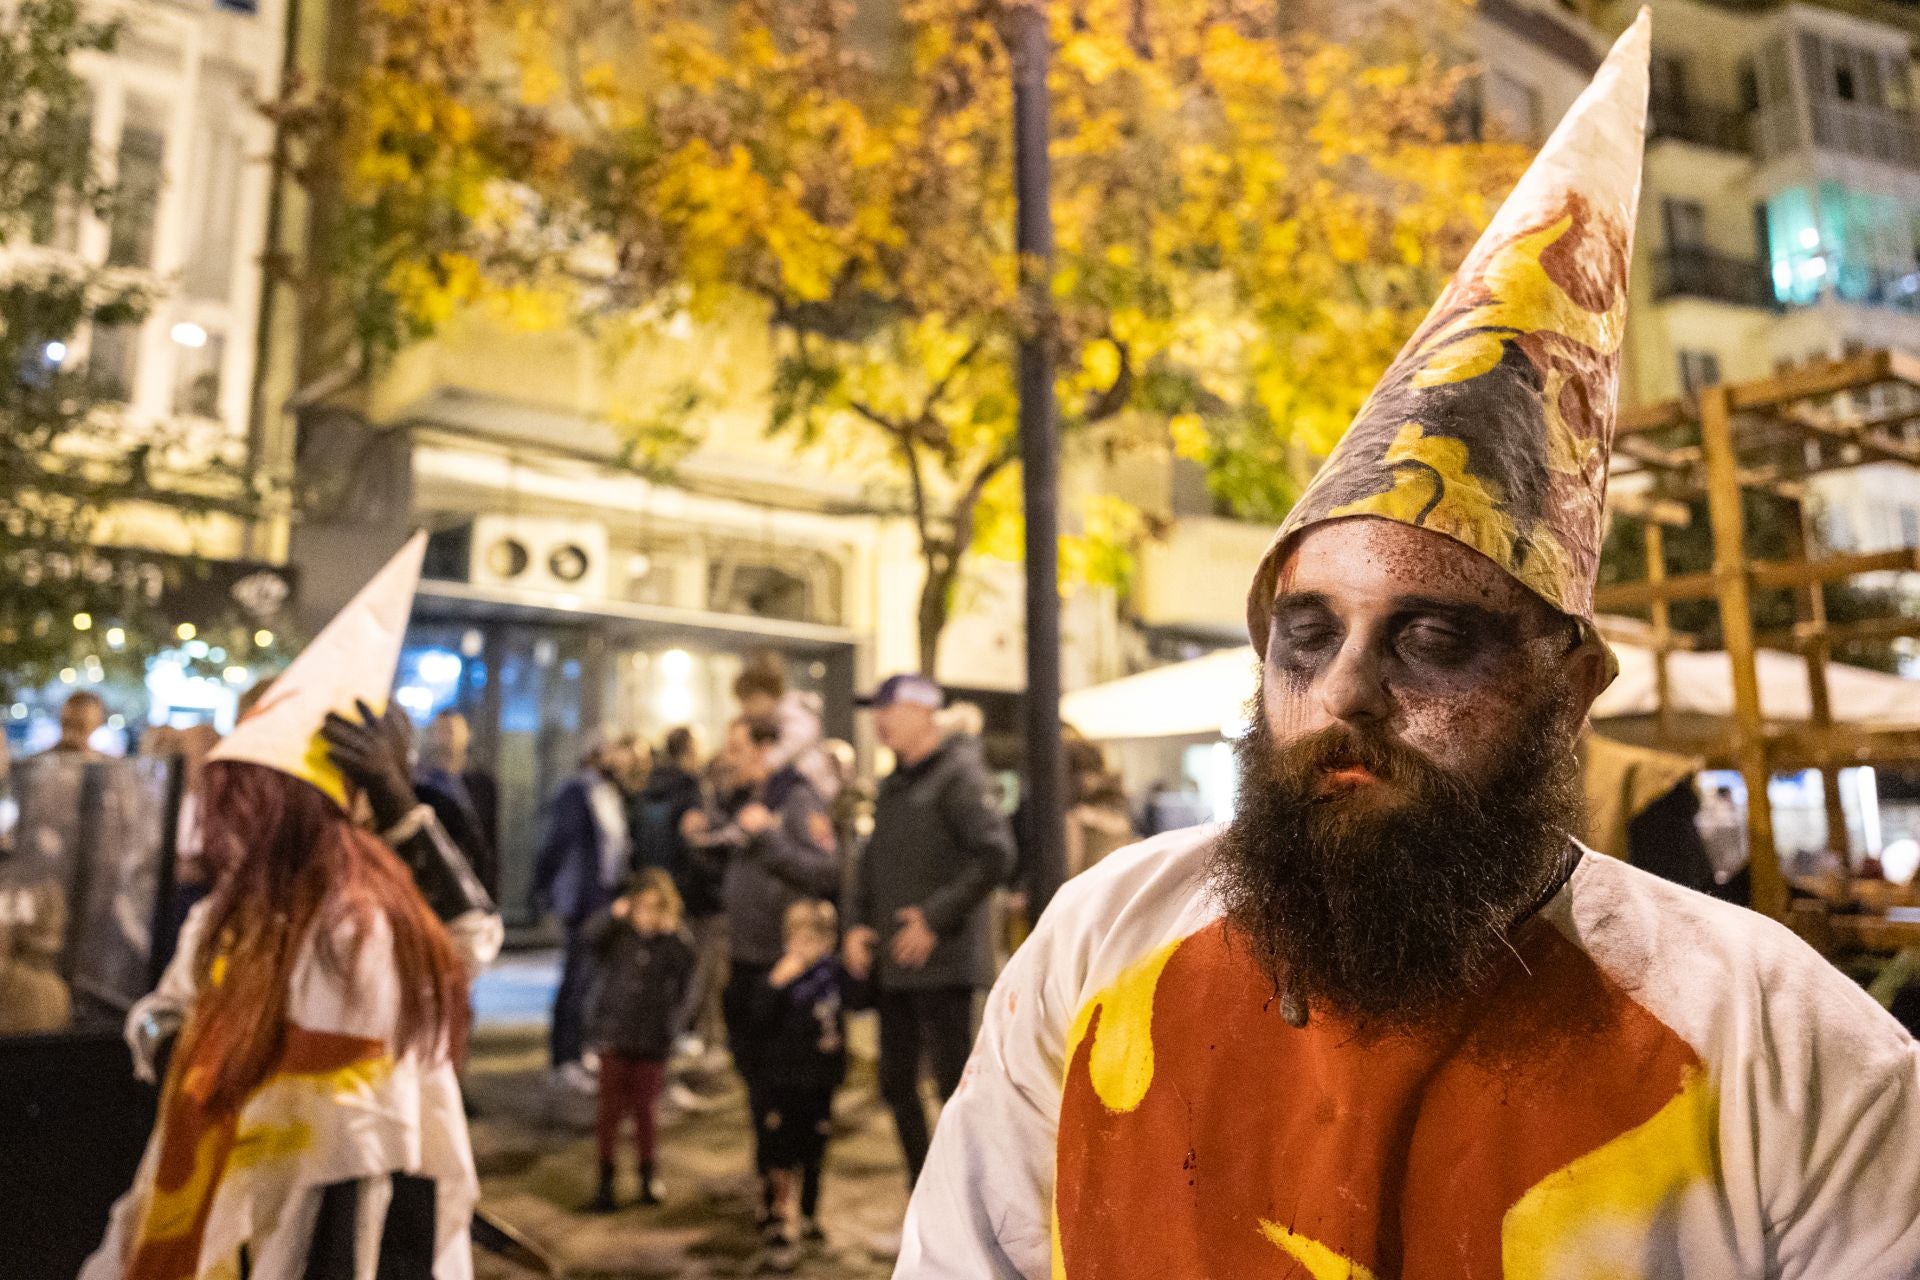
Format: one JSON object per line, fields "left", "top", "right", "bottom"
{"left": 1648, "top": 94, "right": 1751, "bottom": 154}
{"left": 1808, "top": 99, "right": 1920, "bottom": 169}
{"left": 1652, "top": 249, "right": 1777, "bottom": 309}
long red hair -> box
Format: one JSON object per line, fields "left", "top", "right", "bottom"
{"left": 179, "top": 760, "right": 469, "bottom": 1110}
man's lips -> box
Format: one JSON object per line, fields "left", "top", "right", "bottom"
{"left": 1318, "top": 762, "right": 1379, "bottom": 787}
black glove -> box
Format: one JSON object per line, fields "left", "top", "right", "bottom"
{"left": 320, "top": 699, "right": 417, "bottom": 830}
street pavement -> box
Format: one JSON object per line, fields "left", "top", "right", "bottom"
{"left": 464, "top": 1017, "right": 911, "bottom": 1279}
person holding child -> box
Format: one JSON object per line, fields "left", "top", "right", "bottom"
{"left": 749, "top": 899, "right": 855, "bottom": 1270}
{"left": 581, "top": 869, "right": 698, "bottom": 1213}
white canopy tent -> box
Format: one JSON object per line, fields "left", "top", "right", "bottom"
{"left": 1062, "top": 643, "right": 1920, "bottom": 743}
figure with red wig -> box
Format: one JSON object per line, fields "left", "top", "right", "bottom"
{"left": 82, "top": 535, "right": 502, "bottom": 1280}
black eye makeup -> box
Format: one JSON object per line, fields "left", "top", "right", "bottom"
{"left": 1267, "top": 593, "right": 1526, "bottom": 683}
{"left": 1267, "top": 597, "right": 1345, "bottom": 674}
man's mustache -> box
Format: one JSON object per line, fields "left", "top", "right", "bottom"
{"left": 1260, "top": 723, "right": 1440, "bottom": 793}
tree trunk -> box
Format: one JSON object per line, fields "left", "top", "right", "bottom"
{"left": 917, "top": 554, "right": 957, "bottom": 678}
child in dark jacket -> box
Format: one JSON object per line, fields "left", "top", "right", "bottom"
{"left": 583, "top": 869, "right": 697, "bottom": 1212}
{"left": 750, "top": 898, "right": 856, "bottom": 1267}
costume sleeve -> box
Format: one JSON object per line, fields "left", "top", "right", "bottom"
{"left": 897, "top": 885, "right": 1081, "bottom": 1279}
{"left": 445, "top": 908, "right": 503, "bottom": 977}
{"left": 918, "top": 757, "right": 1016, "bottom": 935}
{"left": 124, "top": 898, "right": 212, "bottom": 1081}
{"left": 1773, "top": 1032, "right": 1920, "bottom": 1277}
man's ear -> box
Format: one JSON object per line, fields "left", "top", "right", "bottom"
{"left": 1562, "top": 638, "right": 1612, "bottom": 723}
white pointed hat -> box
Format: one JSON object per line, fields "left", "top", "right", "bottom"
{"left": 1248, "top": 10, "right": 1651, "bottom": 661}
{"left": 209, "top": 532, "right": 427, "bottom": 807}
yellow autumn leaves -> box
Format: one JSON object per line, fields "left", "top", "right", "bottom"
{"left": 320, "top": 0, "right": 1521, "bottom": 583}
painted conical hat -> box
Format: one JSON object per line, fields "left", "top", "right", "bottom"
{"left": 1247, "top": 10, "right": 1651, "bottom": 664}
{"left": 208, "top": 532, "right": 426, "bottom": 807}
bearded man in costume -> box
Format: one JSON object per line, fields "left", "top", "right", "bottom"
{"left": 900, "top": 14, "right": 1920, "bottom": 1278}
{"left": 83, "top": 534, "right": 502, "bottom": 1280}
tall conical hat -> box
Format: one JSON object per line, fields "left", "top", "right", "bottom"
{"left": 1247, "top": 11, "right": 1650, "bottom": 666}
{"left": 208, "top": 533, "right": 427, "bottom": 807}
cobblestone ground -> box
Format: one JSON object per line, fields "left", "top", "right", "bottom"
{"left": 464, "top": 1022, "right": 910, "bottom": 1279}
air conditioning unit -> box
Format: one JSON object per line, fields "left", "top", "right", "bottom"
{"left": 468, "top": 515, "right": 610, "bottom": 600}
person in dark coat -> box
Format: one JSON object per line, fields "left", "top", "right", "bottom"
{"left": 414, "top": 710, "right": 501, "bottom": 900}
{"left": 530, "top": 733, "right": 648, "bottom": 1080}
{"left": 634, "top": 726, "right": 726, "bottom": 1050}
{"left": 710, "top": 716, "right": 842, "bottom": 1229}
{"left": 581, "top": 869, "right": 697, "bottom": 1212}
{"left": 749, "top": 898, "right": 857, "bottom": 1267}
{"left": 844, "top": 673, "right": 1016, "bottom": 1190}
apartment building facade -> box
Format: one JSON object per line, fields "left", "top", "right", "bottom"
{"left": 1603, "top": 0, "right": 1920, "bottom": 562}
{"left": 5, "top": 0, "right": 293, "bottom": 748}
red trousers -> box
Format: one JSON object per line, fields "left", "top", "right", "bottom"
{"left": 596, "top": 1053, "right": 666, "bottom": 1166}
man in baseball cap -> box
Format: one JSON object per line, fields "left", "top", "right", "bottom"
{"left": 856, "top": 672, "right": 946, "bottom": 711}
{"left": 847, "top": 672, "right": 1014, "bottom": 1195}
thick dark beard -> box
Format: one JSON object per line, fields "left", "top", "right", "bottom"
{"left": 1207, "top": 679, "right": 1585, "bottom": 1035}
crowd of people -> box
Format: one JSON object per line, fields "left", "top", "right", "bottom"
{"left": 527, "top": 656, "right": 1058, "bottom": 1266}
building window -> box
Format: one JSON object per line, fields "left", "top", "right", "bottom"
{"left": 1650, "top": 53, "right": 1689, "bottom": 107}
{"left": 107, "top": 99, "right": 168, "bottom": 270}
{"left": 183, "top": 70, "right": 247, "bottom": 301}
{"left": 1678, "top": 350, "right": 1722, "bottom": 397}
{"left": 171, "top": 324, "right": 225, "bottom": 419}
{"left": 88, "top": 322, "right": 140, "bottom": 402}
{"left": 1663, "top": 199, "right": 1708, "bottom": 252}
{"left": 28, "top": 89, "right": 91, "bottom": 252}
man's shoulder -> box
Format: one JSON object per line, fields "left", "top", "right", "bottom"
{"left": 1026, "top": 824, "right": 1225, "bottom": 990}
{"left": 1563, "top": 851, "right": 1915, "bottom": 1068}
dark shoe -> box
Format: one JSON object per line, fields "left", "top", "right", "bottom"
{"left": 799, "top": 1218, "right": 827, "bottom": 1247}
{"left": 638, "top": 1162, "right": 664, "bottom": 1205}
{"left": 584, "top": 1163, "right": 617, "bottom": 1214}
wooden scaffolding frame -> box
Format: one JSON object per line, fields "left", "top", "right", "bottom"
{"left": 1597, "top": 349, "right": 1920, "bottom": 925}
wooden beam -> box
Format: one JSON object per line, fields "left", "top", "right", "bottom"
{"left": 1776, "top": 404, "right": 1920, "bottom": 468}
{"left": 1646, "top": 522, "right": 1674, "bottom": 743}
{"left": 1593, "top": 548, "right": 1918, "bottom": 609}
{"left": 1617, "top": 398, "right": 1689, "bottom": 436}
{"left": 1594, "top": 570, "right": 1715, "bottom": 610}
{"left": 1754, "top": 614, "right": 1920, "bottom": 650}
{"left": 1766, "top": 726, "right": 1920, "bottom": 769}
{"left": 1785, "top": 498, "right": 1850, "bottom": 868}
{"left": 1751, "top": 547, "right": 1920, "bottom": 589}
{"left": 1701, "top": 384, "right": 1785, "bottom": 919}
{"left": 1607, "top": 489, "right": 1692, "bottom": 528}
{"left": 1725, "top": 351, "right": 1896, "bottom": 412}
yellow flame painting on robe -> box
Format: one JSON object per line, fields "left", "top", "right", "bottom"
{"left": 85, "top": 911, "right": 478, "bottom": 1280}
{"left": 1248, "top": 12, "right": 1650, "bottom": 666}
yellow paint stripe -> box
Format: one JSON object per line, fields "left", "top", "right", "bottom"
{"left": 1259, "top": 1220, "right": 1378, "bottom": 1280}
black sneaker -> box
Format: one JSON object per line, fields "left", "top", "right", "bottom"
{"left": 799, "top": 1218, "right": 827, "bottom": 1247}
{"left": 583, "top": 1187, "right": 617, "bottom": 1215}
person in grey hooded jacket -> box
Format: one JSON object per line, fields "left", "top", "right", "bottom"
{"left": 845, "top": 674, "right": 1015, "bottom": 1189}
{"left": 707, "top": 715, "right": 842, "bottom": 1232}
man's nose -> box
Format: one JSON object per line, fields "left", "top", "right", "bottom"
{"left": 1317, "top": 637, "right": 1391, "bottom": 726}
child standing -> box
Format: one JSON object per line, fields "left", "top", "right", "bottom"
{"left": 583, "top": 869, "right": 697, "bottom": 1212}
{"left": 751, "top": 898, "right": 854, "bottom": 1268}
